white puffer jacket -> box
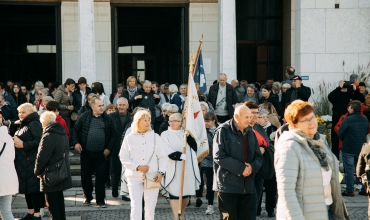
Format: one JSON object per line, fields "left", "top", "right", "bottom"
{"left": 275, "top": 129, "right": 349, "bottom": 220}
{"left": 0, "top": 126, "right": 19, "bottom": 196}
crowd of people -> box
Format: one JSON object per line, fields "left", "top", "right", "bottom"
{"left": 0, "top": 65, "right": 370, "bottom": 220}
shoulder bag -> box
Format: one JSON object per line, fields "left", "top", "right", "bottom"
{"left": 143, "top": 134, "right": 161, "bottom": 189}
{"left": 41, "top": 147, "right": 69, "bottom": 187}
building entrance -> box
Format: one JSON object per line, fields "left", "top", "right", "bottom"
{"left": 112, "top": 6, "right": 188, "bottom": 90}
{"left": 0, "top": 3, "right": 61, "bottom": 87}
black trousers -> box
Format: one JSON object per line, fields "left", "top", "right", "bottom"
{"left": 257, "top": 175, "right": 277, "bottom": 214}
{"left": 250, "top": 175, "right": 264, "bottom": 220}
{"left": 110, "top": 155, "right": 122, "bottom": 190}
{"left": 45, "top": 191, "right": 66, "bottom": 220}
{"left": 218, "top": 192, "right": 252, "bottom": 220}
{"left": 331, "top": 126, "right": 340, "bottom": 160}
{"left": 195, "top": 167, "right": 215, "bottom": 205}
{"left": 216, "top": 115, "right": 230, "bottom": 124}
{"left": 105, "top": 156, "right": 111, "bottom": 185}
{"left": 25, "top": 192, "right": 45, "bottom": 213}
{"left": 81, "top": 150, "right": 106, "bottom": 204}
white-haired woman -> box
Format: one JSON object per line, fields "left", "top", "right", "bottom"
{"left": 243, "top": 84, "right": 260, "bottom": 104}
{"left": 120, "top": 110, "right": 168, "bottom": 220}
{"left": 37, "top": 96, "right": 54, "bottom": 116}
{"left": 160, "top": 113, "right": 200, "bottom": 220}
{"left": 158, "top": 104, "right": 179, "bottom": 134}
{"left": 35, "top": 112, "right": 72, "bottom": 220}
{"left": 154, "top": 102, "right": 170, "bottom": 134}
{"left": 199, "top": 101, "right": 209, "bottom": 115}
{"left": 12, "top": 103, "right": 44, "bottom": 220}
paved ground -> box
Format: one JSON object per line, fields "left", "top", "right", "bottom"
{"left": 8, "top": 184, "right": 369, "bottom": 220}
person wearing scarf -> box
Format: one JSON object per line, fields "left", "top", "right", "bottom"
{"left": 275, "top": 100, "right": 349, "bottom": 220}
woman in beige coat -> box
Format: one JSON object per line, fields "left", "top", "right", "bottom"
{"left": 275, "top": 100, "right": 349, "bottom": 220}
{"left": 54, "top": 78, "right": 75, "bottom": 128}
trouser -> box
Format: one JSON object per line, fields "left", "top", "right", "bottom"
{"left": 0, "top": 195, "right": 14, "bottom": 220}
{"left": 250, "top": 175, "right": 264, "bottom": 220}
{"left": 110, "top": 155, "right": 122, "bottom": 190}
{"left": 25, "top": 192, "right": 45, "bottom": 213}
{"left": 105, "top": 156, "right": 111, "bottom": 186}
{"left": 81, "top": 150, "right": 106, "bottom": 203}
{"left": 127, "top": 177, "right": 159, "bottom": 220}
{"left": 342, "top": 152, "right": 357, "bottom": 193}
{"left": 218, "top": 192, "right": 252, "bottom": 220}
{"left": 45, "top": 191, "right": 66, "bottom": 220}
{"left": 257, "top": 175, "right": 277, "bottom": 214}
{"left": 195, "top": 167, "right": 215, "bottom": 205}
{"left": 216, "top": 115, "right": 230, "bottom": 124}
{"left": 331, "top": 128, "right": 340, "bottom": 160}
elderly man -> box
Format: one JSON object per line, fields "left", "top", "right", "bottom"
{"left": 213, "top": 105, "right": 263, "bottom": 219}
{"left": 72, "top": 98, "right": 118, "bottom": 208}
{"left": 208, "top": 73, "right": 239, "bottom": 123}
{"left": 231, "top": 79, "right": 245, "bottom": 102}
{"left": 108, "top": 97, "right": 131, "bottom": 198}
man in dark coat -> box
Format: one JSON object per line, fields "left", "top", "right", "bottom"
{"left": 338, "top": 100, "right": 369, "bottom": 197}
{"left": 329, "top": 79, "right": 365, "bottom": 159}
{"left": 72, "top": 98, "right": 118, "bottom": 207}
{"left": 35, "top": 112, "right": 72, "bottom": 219}
{"left": 108, "top": 97, "right": 131, "bottom": 198}
{"left": 208, "top": 73, "right": 239, "bottom": 123}
{"left": 280, "top": 75, "right": 311, "bottom": 108}
{"left": 213, "top": 105, "right": 263, "bottom": 219}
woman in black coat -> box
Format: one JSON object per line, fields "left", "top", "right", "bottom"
{"left": 35, "top": 112, "right": 72, "bottom": 220}
{"left": 260, "top": 84, "right": 284, "bottom": 119}
{"left": 12, "top": 103, "right": 43, "bottom": 220}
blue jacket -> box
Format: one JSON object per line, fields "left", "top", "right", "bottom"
{"left": 338, "top": 112, "right": 369, "bottom": 155}
{"left": 213, "top": 119, "right": 263, "bottom": 194}
{"left": 170, "top": 93, "right": 184, "bottom": 113}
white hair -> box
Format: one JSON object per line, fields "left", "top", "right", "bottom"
{"left": 282, "top": 83, "right": 291, "bottom": 89}
{"left": 143, "top": 80, "right": 152, "bottom": 87}
{"left": 168, "top": 84, "right": 178, "bottom": 94}
{"left": 219, "top": 73, "right": 227, "bottom": 79}
{"left": 131, "top": 110, "right": 152, "bottom": 134}
{"left": 162, "top": 102, "right": 170, "bottom": 111}
{"left": 272, "top": 82, "right": 281, "bottom": 90}
{"left": 35, "top": 81, "right": 44, "bottom": 88}
{"left": 117, "top": 97, "right": 128, "bottom": 104}
{"left": 18, "top": 103, "right": 36, "bottom": 113}
{"left": 40, "top": 111, "right": 56, "bottom": 126}
{"left": 169, "top": 113, "right": 182, "bottom": 122}
{"left": 166, "top": 104, "right": 179, "bottom": 112}
{"left": 42, "top": 96, "right": 54, "bottom": 102}
{"left": 199, "top": 101, "right": 209, "bottom": 112}
{"left": 39, "top": 88, "right": 49, "bottom": 95}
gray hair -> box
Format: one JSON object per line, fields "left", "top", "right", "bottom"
{"left": 169, "top": 113, "right": 182, "bottom": 122}
{"left": 199, "top": 101, "right": 209, "bottom": 112}
{"left": 246, "top": 84, "right": 256, "bottom": 90}
{"left": 349, "top": 74, "right": 359, "bottom": 83}
{"left": 168, "top": 84, "right": 178, "bottom": 94}
{"left": 40, "top": 111, "right": 56, "bottom": 126}
{"left": 117, "top": 97, "right": 128, "bottom": 104}
{"left": 282, "top": 83, "right": 291, "bottom": 89}
{"left": 39, "top": 88, "right": 49, "bottom": 95}
{"left": 42, "top": 96, "right": 54, "bottom": 102}
{"left": 35, "top": 81, "right": 44, "bottom": 88}
{"left": 166, "top": 104, "right": 179, "bottom": 112}
{"left": 162, "top": 102, "right": 170, "bottom": 111}
{"left": 272, "top": 82, "right": 281, "bottom": 90}
{"left": 258, "top": 108, "right": 269, "bottom": 115}
{"left": 18, "top": 103, "right": 36, "bottom": 113}
{"left": 219, "top": 73, "right": 227, "bottom": 79}
{"left": 231, "top": 79, "right": 239, "bottom": 86}
{"left": 143, "top": 80, "right": 152, "bottom": 87}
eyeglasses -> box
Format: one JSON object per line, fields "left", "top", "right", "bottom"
{"left": 168, "top": 111, "right": 177, "bottom": 114}
{"left": 298, "top": 116, "right": 317, "bottom": 124}
{"left": 168, "top": 120, "right": 181, "bottom": 124}
{"left": 258, "top": 116, "right": 268, "bottom": 119}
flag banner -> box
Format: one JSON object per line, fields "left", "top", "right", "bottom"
{"left": 193, "top": 50, "right": 207, "bottom": 94}
{"left": 184, "top": 71, "right": 209, "bottom": 163}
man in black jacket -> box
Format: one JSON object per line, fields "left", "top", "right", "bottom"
{"left": 72, "top": 98, "right": 118, "bottom": 208}
{"left": 208, "top": 73, "right": 239, "bottom": 123}
{"left": 108, "top": 97, "right": 131, "bottom": 198}
{"left": 281, "top": 75, "right": 311, "bottom": 108}
{"left": 213, "top": 105, "right": 263, "bottom": 219}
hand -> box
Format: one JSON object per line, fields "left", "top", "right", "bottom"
{"left": 138, "top": 165, "right": 149, "bottom": 174}
{"left": 104, "top": 149, "right": 110, "bottom": 157}
{"left": 13, "top": 136, "right": 24, "bottom": 148}
{"left": 154, "top": 173, "right": 163, "bottom": 183}
{"left": 352, "top": 84, "right": 357, "bottom": 91}
{"left": 74, "top": 143, "right": 82, "bottom": 153}
{"left": 68, "top": 106, "right": 74, "bottom": 111}
{"left": 153, "top": 94, "right": 160, "bottom": 99}
{"left": 135, "top": 95, "right": 142, "bottom": 100}
{"left": 339, "top": 80, "right": 345, "bottom": 88}
{"left": 242, "top": 163, "right": 252, "bottom": 177}
{"left": 259, "top": 147, "right": 265, "bottom": 155}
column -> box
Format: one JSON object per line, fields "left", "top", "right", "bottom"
{"left": 78, "top": 0, "right": 96, "bottom": 83}
{"left": 218, "top": 0, "right": 237, "bottom": 82}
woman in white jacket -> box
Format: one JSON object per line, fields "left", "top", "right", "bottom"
{"left": 120, "top": 109, "right": 168, "bottom": 220}
{"left": 275, "top": 100, "right": 349, "bottom": 220}
{"left": 0, "top": 123, "right": 19, "bottom": 220}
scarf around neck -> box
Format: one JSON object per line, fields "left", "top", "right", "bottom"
{"left": 293, "top": 128, "right": 330, "bottom": 171}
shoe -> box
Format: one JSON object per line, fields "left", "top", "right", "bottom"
{"left": 341, "top": 191, "right": 355, "bottom": 197}
{"left": 268, "top": 212, "right": 276, "bottom": 217}
{"left": 21, "top": 214, "right": 34, "bottom": 220}
{"left": 195, "top": 198, "right": 202, "bottom": 207}
{"left": 205, "top": 205, "right": 214, "bottom": 215}
{"left": 69, "top": 151, "right": 74, "bottom": 157}
{"left": 112, "top": 189, "right": 119, "bottom": 198}
{"left": 359, "top": 191, "right": 368, "bottom": 196}
{"left": 83, "top": 198, "right": 93, "bottom": 205}
{"left": 122, "top": 195, "right": 131, "bottom": 201}
{"left": 96, "top": 202, "right": 107, "bottom": 208}
{"left": 32, "top": 216, "right": 41, "bottom": 220}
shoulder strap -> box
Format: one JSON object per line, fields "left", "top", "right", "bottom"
{"left": 146, "top": 133, "right": 156, "bottom": 165}
{"left": 0, "top": 142, "right": 6, "bottom": 157}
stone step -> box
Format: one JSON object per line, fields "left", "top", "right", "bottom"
{"left": 70, "top": 165, "right": 81, "bottom": 176}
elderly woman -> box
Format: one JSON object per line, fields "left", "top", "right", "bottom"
{"left": 120, "top": 110, "right": 168, "bottom": 220}
{"left": 199, "top": 101, "right": 209, "bottom": 115}
{"left": 158, "top": 104, "right": 179, "bottom": 134}
{"left": 154, "top": 102, "right": 170, "bottom": 133}
{"left": 12, "top": 103, "right": 43, "bottom": 220}
{"left": 37, "top": 96, "right": 54, "bottom": 116}
{"left": 281, "top": 83, "right": 291, "bottom": 93}
{"left": 260, "top": 84, "right": 283, "bottom": 119}
{"left": 36, "top": 88, "right": 49, "bottom": 111}
{"left": 160, "top": 113, "right": 200, "bottom": 220}
{"left": 54, "top": 78, "right": 75, "bottom": 128}
{"left": 243, "top": 84, "right": 260, "bottom": 104}
{"left": 275, "top": 100, "right": 349, "bottom": 219}
{"left": 259, "top": 102, "right": 281, "bottom": 129}
{"left": 0, "top": 124, "right": 18, "bottom": 219}
{"left": 34, "top": 112, "right": 72, "bottom": 220}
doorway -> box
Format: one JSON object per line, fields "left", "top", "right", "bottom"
{"left": 0, "top": 3, "right": 62, "bottom": 87}
{"left": 111, "top": 5, "right": 188, "bottom": 91}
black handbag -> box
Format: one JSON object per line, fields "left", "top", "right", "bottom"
{"left": 257, "top": 145, "right": 275, "bottom": 180}
{"left": 41, "top": 149, "right": 69, "bottom": 187}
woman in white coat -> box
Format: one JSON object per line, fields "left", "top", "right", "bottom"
{"left": 160, "top": 113, "right": 200, "bottom": 220}
{"left": 120, "top": 109, "right": 168, "bottom": 220}
{"left": 0, "top": 123, "right": 19, "bottom": 220}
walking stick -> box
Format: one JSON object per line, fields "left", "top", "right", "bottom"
{"left": 178, "top": 131, "right": 187, "bottom": 218}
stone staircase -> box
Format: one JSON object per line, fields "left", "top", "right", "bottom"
{"left": 69, "top": 150, "right": 84, "bottom": 187}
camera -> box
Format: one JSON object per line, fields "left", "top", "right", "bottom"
{"left": 343, "top": 81, "right": 352, "bottom": 88}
